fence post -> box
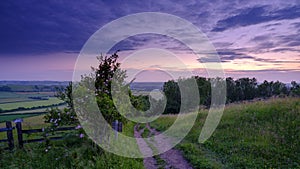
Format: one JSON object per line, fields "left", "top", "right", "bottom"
{"left": 16, "top": 122, "right": 23, "bottom": 148}
{"left": 6, "top": 121, "right": 14, "bottom": 150}
{"left": 118, "top": 122, "right": 122, "bottom": 132}
{"left": 114, "top": 120, "right": 118, "bottom": 139}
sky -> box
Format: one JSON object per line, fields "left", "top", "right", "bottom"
{"left": 0, "top": 0, "right": 300, "bottom": 83}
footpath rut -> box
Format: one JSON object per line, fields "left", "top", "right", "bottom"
{"left": 134, "top": 123, "right": 193, "bottom": 169}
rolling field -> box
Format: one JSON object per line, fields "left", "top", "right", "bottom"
{"left": 0, "top": 97, "right": 63, "bottom": 110}
{"left": 150, "top": 98, "right": 300, "bottom": 168}
{"left": 0, "top": 90, "right": 65, "bottom": 123}
{"left": 0, "top": 113, "right": 42, "bottom": 123}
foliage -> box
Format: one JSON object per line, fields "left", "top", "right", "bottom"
{"left": 291, "top": 81, "right": 300, "bottom": 96}
{"left": 163, "top": 80, "right": 181, "bottom": 113}
{"left": 44, "top": 82, "right": 78, "bottom": 127}
{"left": 92, "top": 52, "right": 128, "bottom": 124}
{"left": 163, "top": 77, "right": 299, "bottom": 113}
{"left": 45, "top": 52, "right": 130, "bottom": 127}
{"left": 130, "top": 94, "right": 150, "bottom": 112}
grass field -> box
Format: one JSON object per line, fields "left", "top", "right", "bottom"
{"left": 150, "top": 97, "right": 300, "bottom": 168}
{"left": 0, "top": 113, "right": 42, "bottom": 123}
{"left": 0, "top": 91, "right": 64, "bottom": 124}
{"left": 0, "top": 97, "right": 63, "bottom": 110}
{"left": 0, "top": 105, "right": 66, "bottom": 115}
{"left": 0, "top": 91, "right": 54, "bottom": 99}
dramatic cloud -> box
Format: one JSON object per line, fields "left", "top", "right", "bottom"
{"left": 0, "top": 0, "right": 299, "bottom": 81}
{"left": 212, "top": 5, "right": 300, "bottom": 32}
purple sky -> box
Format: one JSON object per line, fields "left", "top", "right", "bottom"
{"left": 0, "top": 0, "right": 299, "bottom": 83}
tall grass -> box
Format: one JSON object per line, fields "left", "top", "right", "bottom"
{"left": 0, "top": 120, "right": 144, "bottom": 169}
{"left": 150, "top": 98, "right": 300, "bottom": 168}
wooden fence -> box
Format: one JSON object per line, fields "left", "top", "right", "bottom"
{"left": 15, "top": 122, "right": 76, "bottom": 148}
{"left": 0, "top": 120, "right": 123, "bottom": 149}
{"left": 0, "top": 121, "right": 14, "bottom": 150}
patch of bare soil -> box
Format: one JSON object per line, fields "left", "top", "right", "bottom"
{"left": 134, "top": 124, "right": 193, "bottom": 169}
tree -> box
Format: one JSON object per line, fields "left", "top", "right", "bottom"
{"left": 93, "top": 52, "right": 127, "bottom": 124}
{"left": 290, "top": 81, "right": 300, "bottom": 96}
{"left": 45, "top": 52, "right": 129, "bottom": 127}
{"left": 195, "top": 76, "right": 211, "bottom": 106}
{"left": 272, "top": 81, "right": 287, "bottom": 96}
{"left": 44, "top": 82, "right": 78, "bottom": 126}
{"left": 258, "top": 80, "right": 272, "bottom": 98}
{"left": 163, "top": 80, "right": 181, "bottom": 114}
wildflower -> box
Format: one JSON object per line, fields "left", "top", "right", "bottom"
{"left": 42, "top": 128, "right": 44, "bottom": 132}
{"left": 75, "top": 125, "right": 82, "bottom": 129}
{"left": 79, "top": 133, "right": 84, "bottom": 138}
{"left": 45, "top": 149, "right": 48, "bottom": 152}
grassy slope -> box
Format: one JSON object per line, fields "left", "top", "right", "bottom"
{"left": 150, "top": 98, "right": 300, "bottom": 168}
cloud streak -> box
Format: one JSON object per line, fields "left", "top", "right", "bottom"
{"left": 0, "top": 0, "right": 299, "bottom": 82}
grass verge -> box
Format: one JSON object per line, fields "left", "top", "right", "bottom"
{"left": 150, "top": 98, "right": 300, "bottom": 168}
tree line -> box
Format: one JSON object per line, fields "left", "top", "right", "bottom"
{"left": 162, "top": 76, "right": 300, "bottom": 114}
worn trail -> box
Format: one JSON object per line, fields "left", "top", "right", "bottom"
{"left": 134, "top": 123, "right": 193, "bottom": 169}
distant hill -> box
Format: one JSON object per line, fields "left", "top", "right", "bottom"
{"left": 0, "top": 81, "right": 164, "bottom": 92}
{"left": 130, "top": 82, "right": 164, "bottom": 91}
{"left": 0, "top": 81, "right": 70, "bottom": 86}
{"left": 0, "top": 81, "right": 70, "bottom": 92}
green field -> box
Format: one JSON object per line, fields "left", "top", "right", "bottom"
{"left": 150, "top": 98, "right": 300, "bottom": 168}
{"left": 0, "top": 90, "right": 65, "bottom": 124}
{"left": 0, "top": 113, "right": 43, "bottom": 123}
{"left": 0, "top": 97, "right": 63, "bottom": 110}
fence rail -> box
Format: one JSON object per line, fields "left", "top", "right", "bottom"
{"left": 0, "top": 120, "right": 122, "bottom": 150}
{"left": 15, "top": 122, "right": 77, "bottom": 148}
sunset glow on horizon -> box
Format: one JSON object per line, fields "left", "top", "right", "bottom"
{"left": 0, "top": 1, "right": 299, "bottom": 83}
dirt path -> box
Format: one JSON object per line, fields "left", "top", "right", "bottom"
{"left": 134, "top": 125, "right": 157, "bottom": 169}
{"left": 134, "top": 123, "right": 193, "bottom": 169}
